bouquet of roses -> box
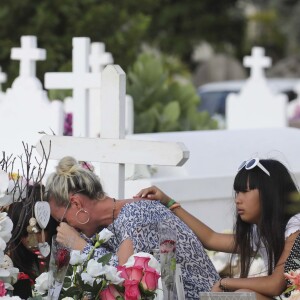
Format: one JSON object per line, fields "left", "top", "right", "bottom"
{"left": 33, "top": 229, "right": 161, "bottom": 300}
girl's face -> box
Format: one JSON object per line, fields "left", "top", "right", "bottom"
{"left": 235, "top": 188, "right": 261, "bottom": 224}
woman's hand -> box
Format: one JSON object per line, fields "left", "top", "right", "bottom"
{"left": 56, "top": 222, "right": 87, "bottom": 251}
{"left": 134, "top": 185, "right": 172, "bottom": 206}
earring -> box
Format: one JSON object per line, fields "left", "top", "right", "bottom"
{"left": 26, "top": 217, "right": 40, "bottom": 249}
{"left": 76, "top": 209, "right": 90, "bottom": 225}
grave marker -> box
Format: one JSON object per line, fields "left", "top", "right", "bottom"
{"left": 226, "top": 46, "right": 287, "bottom": 129}
{"left": 45, "top": 37, "right": 101, "bottom": 137}
{"left": 37, "top": 65, "right": 189, "bottom": 198}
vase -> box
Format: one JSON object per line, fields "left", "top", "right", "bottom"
{"left": 47, "top": 235, "right": 71, "bottom": 300}
{"left": 159, "top": 220, "right": 177, "bottom": 300}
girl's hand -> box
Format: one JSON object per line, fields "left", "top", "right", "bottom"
{"left": 211, "top": 280, "right": 223, "bottom": 292}
{"left": 56, "top": 222, "right": 87, "bottom": 251}
{"left": 134, "top": 185, "right": 172, "bottom": 206}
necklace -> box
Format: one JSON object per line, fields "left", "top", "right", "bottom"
{"left": 112, "top": 198, "right": 120, "bottom": 244}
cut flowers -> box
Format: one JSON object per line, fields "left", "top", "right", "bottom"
{"left": 284, "top": 259, "right": 300, "bottom": 300}
{"left": 32, "top": 228, "right": 161, "bottom": 300}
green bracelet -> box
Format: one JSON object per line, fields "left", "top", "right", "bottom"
{"left": 166, "top": 199, "right": 176, "bottom": 208}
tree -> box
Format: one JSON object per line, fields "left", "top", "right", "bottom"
{"left": 127, "top": 52, "right": 218, "bottom": 132}
{"left": 0, "top": 0, "right": 246, "bottom": 87}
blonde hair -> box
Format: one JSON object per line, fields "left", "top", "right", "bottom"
{"left": 46, "top": 156, "right": 105, "bottom": 206}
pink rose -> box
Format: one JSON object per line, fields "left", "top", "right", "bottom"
{"left": 141, "top": 267, "right": 160, "bottom": 291}
{"left": 124, "top": 279, "right": 141, "bottom": 300}
{"left": 133, "top": 256, "right": 151, "bottom": 268}
{"left": 117, "top": 265, "right": 129, "bottom": 280}
{"left": 285, "top": 270, "right": 300, "bottom": 287}
{"left": 0, "top": 280, "right": 6, "bottom": 297}
{"left": 100, "top": 285, "right": 123, "bottom": 300}
{"left": 125, "top": 266, "right": 144, "bottom": 281}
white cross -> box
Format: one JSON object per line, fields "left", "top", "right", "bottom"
{"left": 11, "top": 36, "right": 46, "bottom": 77}
{"left": 89, "top": 42, "right": 114, "bottom": 73}
{"left": 37, "top": 65, "right": 189, "bottom": 198}
{"left": 45, "top": 37, "right": 101, "bottom": 137}
{"left": 243, "top": 47, "right": 271, "bottom": 79}
{"left": 0, "top": 66, "right": 7, "bottom": 91}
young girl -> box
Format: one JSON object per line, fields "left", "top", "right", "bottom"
{"left": 135, "top": 158, "right": 300, "bottom": 300}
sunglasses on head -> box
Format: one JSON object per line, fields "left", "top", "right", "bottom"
{"left": 238, "top": 158, "right": 270, "bottom": 176}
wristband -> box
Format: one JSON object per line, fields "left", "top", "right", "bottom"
{"left": 169, "top": 203, "right": 181, "bottom": 211}
{"left": 166, "top": 199, "right": 176, "bottom": 208}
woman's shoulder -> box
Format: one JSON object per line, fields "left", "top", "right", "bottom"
{"left": 285, "top": 213, "right": 300, "bottom": 239}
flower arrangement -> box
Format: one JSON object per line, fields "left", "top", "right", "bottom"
{"left": 32, "top": 229, "right": 161, "bottom": 300}
{"left": 0, "top": 212, "right": 21, "bottom": 299}
{"left": 284, "top": 261, "right": 300, "bottom": 299}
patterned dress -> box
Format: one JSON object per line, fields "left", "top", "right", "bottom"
{"left": 82, "top": 200, "right": 220, "bottom": 299}
{"left": 283, "top": 233, "right": 300, "bottom": 298}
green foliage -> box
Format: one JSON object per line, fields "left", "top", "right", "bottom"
{"left": 127, "top": 52, "right": 218, "bottom": 133}
{"left": 0, "top": 0, "right": 245, "bottom": 89}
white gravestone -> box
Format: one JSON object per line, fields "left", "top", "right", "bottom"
{"left": 37, "top": 65, "right": 189, "bottom": 198}
{"left": 226, "top": 46, "right": 288, "bottom": 129}
{"left": 88, "top": 42, "right": 113, "bottom": 137}
{"left": 45, "top": 37, "right": 101, "bottom": 137}
{"left": 0, "top": 36, "right": 63, "bottom": 157}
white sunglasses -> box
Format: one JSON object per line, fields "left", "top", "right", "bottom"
{"left": 238, "top": 158, "right": 270, "bottom": 176}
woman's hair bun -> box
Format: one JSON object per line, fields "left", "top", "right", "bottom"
{"left": 56, "top": 156, "right": 78, "bottom": 175}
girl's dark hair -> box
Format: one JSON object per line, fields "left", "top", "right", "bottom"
{"left": 231, "top": 159, "right": 299, "bottom": 277}
{"left": 7, "top": 184, "right": 57, "bottom": 280}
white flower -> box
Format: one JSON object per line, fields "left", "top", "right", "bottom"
{"left": 34, "top": 272, "right": 49, "bottom": 295}
{"left": 0, "top": 296, "right": 22, "bottom": 300}
{"left": 0, "top": 238, "right": 6, "bottom": 252}
{"left": 104, "top": 265, "right": 124, "bottom": 284}
{"left": 80, "top": 272, "right": 94, "bottom": 286}
{"left": 86, "top": 259, "right": 106, "bottom": 277}
{"left": 62, "top": 298, "right": 74, "bottom": 300}
{"left": 70, "top": 250, "right": 84, "bottom": 266}
{"left": 98, "top": 228, "right": 114, "bottom": 242}
{"left": 0, "top": 213, "right": 13, "bottom": 243}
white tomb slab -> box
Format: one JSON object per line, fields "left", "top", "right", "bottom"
{"left": 124, "top": 127, "right": 300, "bottom": 232}
{"left": 37, "top": 65, "right": 189, "bottom": 199}
{"left": 226, "top": 47, "right": 288, "bottom": 129}
{"left": 0, "top": 36, "right": 63, "bottom": 159}
{"left": 45, "top": 37, "right": 101, "bottom": 137}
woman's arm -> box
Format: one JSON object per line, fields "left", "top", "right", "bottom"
{"left": 135, "top": 186, "right": 235, "bottom": 252}
{"left": 212, "top": 231, "right": 300, "bottom": 297}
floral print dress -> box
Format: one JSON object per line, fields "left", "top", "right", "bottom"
{"left": 82, "top": 200, "right": 220, "bottom": 300}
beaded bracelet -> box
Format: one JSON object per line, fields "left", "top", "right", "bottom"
{"left": 219, "top": 278, "right": 228, "bottom": 292}
{"left": 169, "top": 203, "right": 181, "bottom": 211}
{"left": 166, "top": 199, "right": 176, "bottom": 208}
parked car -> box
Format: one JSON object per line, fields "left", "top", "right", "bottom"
{"left": 198, "top": 78, "right": 299, "bottom": 121}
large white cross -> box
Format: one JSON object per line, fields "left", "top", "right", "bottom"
{"left": 11, "top": 36, "right": 46, "bottom": 77}
{"left": 45, "top": 37, "right": 101, "bottom": 137}
{"left": 89, "top": 42, "right": 114, "bottom": 73}
{"left": 243, "top": 47, "right": 271, "bottom": 79}
{"left": 37, "top": 65, "right": 189, "bottom": 198}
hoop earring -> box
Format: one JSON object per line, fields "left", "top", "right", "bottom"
{"left": 75, "top": 209, "right": 90, "bottom": 225}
